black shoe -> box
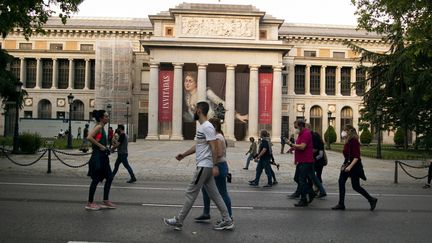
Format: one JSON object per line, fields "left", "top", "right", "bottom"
{"left": 317, "top": 193, "right": 327, "bottom": 199}
{"left": 331, "top": 204, "right": 346, "bottom": 210}
{"left": 308, "top": 192, "right": 316, "bottom": 203}
{"left": 127, "top": 178, "right": 137, "bottom": 183}
{"left": 194, "top": 214, "right": 211, "bottom": 222}
{"left": 272, "top": 181, "right": 278, "bottom": 185}
{"left": 249, "top": 182, "right": 258, "bottom": 186}
{"left": 248, "top": 180, "right": 255, "bottom": 183}
{"left": 243, "top": 168, "right": 248, "bottom": 170}
{"left": 263, "top": 184, "right": 272, "bottom": 188}
{"left": 369, "top": 198, "right": 378, "bottom": 211}
{"left": 294, "top": 200, "right": 308, "bottom": 207}
{"left": 288, "top": 193, "right": 300, "bottom": 199}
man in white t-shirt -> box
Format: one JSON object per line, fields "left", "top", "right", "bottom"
{"left": 164, "top": 101, "right": 234, "bottom": 231}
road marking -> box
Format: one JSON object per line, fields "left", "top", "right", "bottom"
{"left": 141, "top": 203, "right": 253, "bottom": 210}
{"left": 1, "top": 181, "right": 432, "bottom": 198}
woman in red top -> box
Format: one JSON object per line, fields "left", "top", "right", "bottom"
{"left": 332, "top": 124, "right": 378, "bottom": 211}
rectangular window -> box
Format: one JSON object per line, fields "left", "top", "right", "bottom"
{"left": 25, "top": 58, "right": 37, "bottom": 88}
{"left": 19, "top": 43, "right": 32, "bottom": 50}
{"left": 50, "top": 43, "right": 63, "bottom": 51}
{"left": 141, "top": 70, "right": 150, "bottom": 91}
{"left": 80, "top": 44, "right": 94, "bottom": 51}
{"left": 325, "top": 66, "right": 336, "bottom": 95}
{"left": 333, "top": 52, "right": 345, "bottom": 58}
{"left": 294, "top": 65, "right": 305, "bottom": 94}
{"left": 341, "top": 67, "right": 351, "bottom": 96}
{"left": 165, "top": 27, "right": 173, "bottom": 37}
{"left": 304, "top": 51, "right": 317, "bottom": 57}
{"left": 90, "top": 60, "right": 95, "bottom": 89}
{"left": 10, "top": 58, "right": 20, "bottom": 79}
{"left": 74, "top": 59, "right": 85, "bottom": 89}
{"left": 57, "top": 59, "right": 69, "bottom": 89}
{"left": 24, "top": 111, "right": 33, "bottom": 118}
{"left": 42, "top": 59, "right": 53, "bottom": 88}
{"left": 356, "top": 68, "right": 366, "bottom": 96}
{"left": 282, "top": 74, "right": 288, "bottom": 95}
{"left": 259, "top": 30, "right": 267, "bottom": 40}
{"left": 310, "top": 66, "right": 321, "bottom": 95}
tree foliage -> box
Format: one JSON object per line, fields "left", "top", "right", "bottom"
{"left": 360, "top": 129, "right": 373, "bottom": 145}
{"left": 349, "top": 0, "right": 432, "bottom": 150}
{"left": 324, "top": 126, "right": 337, "bottom": 145}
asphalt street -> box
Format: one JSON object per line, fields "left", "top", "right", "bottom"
{"left": 1, "top": 174, "right": 431, "bottom": 243}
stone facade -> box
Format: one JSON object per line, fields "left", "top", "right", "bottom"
{"left": 0, "top": 3, "right": 393, "bottom": 143}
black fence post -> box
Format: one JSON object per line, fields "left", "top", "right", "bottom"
{"left": 394, "top": 160, "right": 398, "bottom": 184}
{"left": 47, "top": 148, "right": 52, "bottom": 174}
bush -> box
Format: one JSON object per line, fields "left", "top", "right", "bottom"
{"left": 360, "top": 129, "right": 373, "bottom": 145}
{"left": 324, "top": 126, "right": 337, "bottom": 144}
{"left": 18, "top": 132, "right": 42, "bottom": 154}
{"left": 0, "top": 136, "right": 13, "bottom": 147}
{"left": 394, "top": 128, "right": 405, "bottom": 147}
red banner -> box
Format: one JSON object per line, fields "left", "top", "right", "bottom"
{"left": 258, "top": 73, "right": 273, "bottom": 124}
{"left": 158, "top": 70, "right": 174, "bottom": 121}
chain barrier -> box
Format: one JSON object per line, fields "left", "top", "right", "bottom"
{"left": 394, "top": 160, "right": 428, "bottom": 183}
{"left": 51, "top": 149, "right": 92, "bottom": 156}
{"left": 0, "top": 148, "right": 47, "bottom": 167}
{"left": 51, "top": 150, "right": 89, "bottom": 168}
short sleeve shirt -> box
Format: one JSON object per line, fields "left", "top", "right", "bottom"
{"left": 258, "top": 139, "right": 271, "bottom": 161}
{"left": 195, "top": 121, "right": 217, "bottom": 167}
{"left": 294, "top": 128, "right": 314, "bottom": 163}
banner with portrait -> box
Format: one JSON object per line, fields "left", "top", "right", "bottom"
{"left": 158, "top": 70, "right": 173, "bottom": 121}
{"left": 258, "top": 73, "right": 273, "bottom": 124}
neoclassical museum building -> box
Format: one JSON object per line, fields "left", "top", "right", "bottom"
{"left": 0, "top": 3, "right": 390, "bottom": 142}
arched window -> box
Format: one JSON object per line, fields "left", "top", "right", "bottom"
{"left": 310, "top": 106, "right": 323, "bottom": 135}
{"left": 71, "top": 100, "right": 84, "bottom": 120}
{"left": 341, "top": 106, "right": 353, "bottom": 128}
{"left": 38, "top": 99, "right": 52, "bottom": 118}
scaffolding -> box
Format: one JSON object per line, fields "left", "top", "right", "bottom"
{"left": 95, "top": 40, "right": 133, "bottom": 125}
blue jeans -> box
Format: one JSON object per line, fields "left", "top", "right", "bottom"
{"left": 112, "top": 153, "right": 136, "bottom": 179}
{"left": 297, "top": 163, "right": 314, "bottom": 201}
{"left": 201, "top": 162, "right": 232, "bottom": 217}
{"left": 244, "top": 154, "right": 254, "bottom": 169}
{"left": 252, "top": 158, "right": 272, "bottom": 185}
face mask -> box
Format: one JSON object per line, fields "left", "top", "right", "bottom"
{"left": 295, "top": 128, "right": 300, "bottom": 134}
{"left": 341, "top": 131, "right": 347, "bottom": 138}
{"left": 193, "top": 111, "right": 199, "bottom": 121}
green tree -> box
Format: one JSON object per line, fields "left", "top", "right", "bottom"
{"left": 393, "top": 127, "right": 405, "bottom": 147}
{"left": 349, "top": 0, "right": 432, "bottom": 150}
{"left": 324, "top": 126, "right": 337, "bottom": 145}
{"left": 360, "top": 129, "right": 373, "bottom": 145}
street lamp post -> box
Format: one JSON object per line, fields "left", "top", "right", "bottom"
{"left": 327, "top": 111, "right": 332, "bottom": 150}
{"left": 126, "top": 101, "right": 130, "bottom": 136}
{"left": 67, "top": 93, "right": 74, "bottom": 149}
{"left": 376, "top": 108, "right": 383, "bottom": 159}
{"left": 106, "top": 103, "right": 112, "bottom": 130}
{"left": 12, "top": 81, "right": 23, "bottom": 154}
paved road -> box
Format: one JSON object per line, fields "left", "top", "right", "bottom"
{"left": 1, "top": 174, "right": 431, "bottom": 243}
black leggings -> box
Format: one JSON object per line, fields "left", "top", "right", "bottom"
{"left": 338, "top": 171, "right": 372, "bottom": 206}
{"left": 88, "top": 177, "right": 113, "bottom": 203}
{"left": 428, "top": 163, "right": 432, "bottom": 184}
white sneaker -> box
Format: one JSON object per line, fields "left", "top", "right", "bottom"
{"left": 163, "top": 217, "right": 183, "bottom": 231}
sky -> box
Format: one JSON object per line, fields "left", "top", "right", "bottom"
{"left": 74, "top": 0, "right": 359, "bottom": 26}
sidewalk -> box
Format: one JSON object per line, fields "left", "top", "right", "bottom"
{"left": 0, "top": 140, "right": 427, "bottom": 187}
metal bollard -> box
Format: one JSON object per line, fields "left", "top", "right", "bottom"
{"left": 47, "top": 148, "right": 52, "bottom": 174}
{"left": 394, "top": 160, "right": 398, "bottom": 184}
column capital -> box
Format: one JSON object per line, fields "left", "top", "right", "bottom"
{"left": 173, "top": 62, "right": 184, "bottom": 68}
{"left": 149, "top": 62, "right": 159, "bottom": 68}
{"left": 36, "top": 57, "right": 41, "bottom": 61}
{"left": 336, "top": 66, "right": 342, "bottom": 69}
{"left": 68, "top": 58, "right": 74, "bottom": 61}
{"left": 321, "top": 65, "right": 327, "bottom": 69}
{"left": 273, "top": 65, "right": 284, "bottom": 71}
{"left": 249, "top": 65, "right": 260, "bottom": 70}
{"left": 197, "top": 63, "right": 208, "bottom": 69}
{"left": 352, "top": 65, "right": 357, "bottom": 69}
{"left": 20, "top": 57, "right": 25, "bottom": 60}
{"left": 52, "top": 58, "right": 57, "bottom": 61}
{"left": 225, "top": 64, "right": 236, "bottom": 69}
{"left": 306, "top": 64, "right": 311, "bottom": 68}
{"left": 85, "top": 58, "right": 90, "bottom": 62}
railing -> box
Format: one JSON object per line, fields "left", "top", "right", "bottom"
{"left": 394, "top": 160, "right": 429, "bottom": 183}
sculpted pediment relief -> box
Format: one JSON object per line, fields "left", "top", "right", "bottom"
{"left": 180, "top": 16, "right": 256, "bottom": 39}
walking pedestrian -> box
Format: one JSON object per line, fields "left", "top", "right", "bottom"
{"left": 248, "top": 130, "right": 273, "bottom": 188}
{"left": 111, "top": 124, "right": 137, "bottom": 183}
{"left": 85, "top": 110, "right": 116, "bottom": 211}
{"left": 332, "top": 124, "right": 378, "bottom": 211}
{"left": 243, "top": 137, "right": 257, "bottom": 170}
{"left": 287, "top": 119, "right": 315, "bottom": 207}
{"left": 163, "top": 102, "right": 233, "bottom": 231}
{"left": 423, "top": 160, "right": 432, "bottom": 188}
{"left": 77, "top": 127, "right": 82, "bottom": 139}
{"left": 195, "top": 118, "right": 232, "bottom": 222}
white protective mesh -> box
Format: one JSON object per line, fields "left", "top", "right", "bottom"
{"left": 95, "top": 40, "right": 133, "bottom": 124}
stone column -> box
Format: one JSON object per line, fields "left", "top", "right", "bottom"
{"left": 287, "top": 58, "right": 295, "bottom": 96}
{"left": 35, "top": 58, "right": 42, "bottom": 89}
{"left": 147, "top": 63, "right": 159, "bottom": 140}
{"left": 84, "top": 59, "right": 90, "bottom": 90}
{"left": 197, "top": 64, "right": 207, "bottom": 102}
{"left": 68, "top": 58, "right": 74, "bottom": 90}
{"left": 305, "top": 64, "right": 311, "bottom": 95}
{"left": 248, "top": 65, "right": 259, "bottom": 138}
{"left": 271, "top": 65, "right": 283, "bottom": 142}
{"left": 171, "top": 63, "right": 184, "bottom": 140}
{"left": 20, "top": 58, "right": 26, "bottom": 88}
{"left": 365, "top": 70, "right": 371, "bottom": 92}
{"left": 335, "top": 106, "right": 341, "bottom": 143}
{"left": 351, "top": 66, "right": 357, "bottom": 96}
{"left": 51, "top": 58, "right": 58, "bottom": 89}
{"left": 320, "top": 65, "right": 326, "bottom": 95}
{"left": 336, "top": 66, "right": 342, "bottom": 96}
{"left": 225, "top": 64, "right": 236, "bottom": 140}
